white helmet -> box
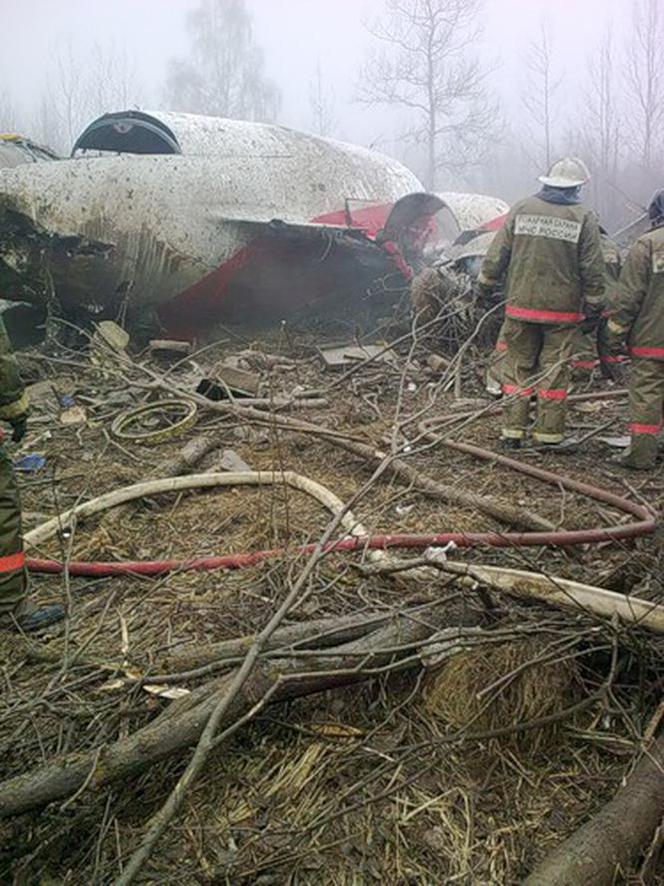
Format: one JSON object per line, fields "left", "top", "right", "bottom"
{"left": 538, "top": 157, "right": 590, "bottom": 189}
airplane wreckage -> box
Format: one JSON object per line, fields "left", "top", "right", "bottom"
{"left": 0, "top": 133, "right": 59, "bottom": 169}
{"left": 0, "top": 110, "right": 506, "bottom": 339}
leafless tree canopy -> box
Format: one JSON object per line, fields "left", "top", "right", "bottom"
{"left": 309, "top": 60, "right": 337, "bottom": 138}
{"left": 18, "top": 40, "right": 141, "bottom": 155}
{"left": 358, "top": 0, "right": 496, "bottom": 189}
{"left": 624, "top": 0, "right": 664, "bottom": 170}
{"left": 165, "top": 0, "right": 281, "bottom": 123}
{"left": 521, "top": 20, "right": 562, "bottom": 170}
{"left": 578, "top": 29, "right": 621, "bottom": 222}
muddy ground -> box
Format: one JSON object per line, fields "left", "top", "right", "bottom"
{"left": 0, "top": 321, "right": 662, "bottom": 884}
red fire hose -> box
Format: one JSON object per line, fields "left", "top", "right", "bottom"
{"left": 25, "top": 436, "right": 657, "bottom": 578}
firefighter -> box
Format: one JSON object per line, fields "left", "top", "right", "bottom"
{"left": 605, "top": 189, "right": 664, "bottom": 470}
{"left": 570, "top": 231, "right": 622, "bottom": 377}
{"left": 476, "top": 157, "right": 605, "bottom": 448}
{"left": 0, "top": 316, "right": 63, "bottom": 631}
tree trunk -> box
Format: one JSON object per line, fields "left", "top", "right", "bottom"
{"left": 0, "top": 606, "right": 471, "bottom": 819}
{"left": 525, "top": 733, "right": 664, "bottom": 885}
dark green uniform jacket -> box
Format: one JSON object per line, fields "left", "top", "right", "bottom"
{"left": 607, "top": 225, "right": 664, "bottom": 360}
{"left": 0, "top": 315, "right": 28, "bottom": 614}
{"left": 479, "top": 195, "right": 605, "bottom": 324}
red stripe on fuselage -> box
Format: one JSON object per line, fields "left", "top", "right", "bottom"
{"left": 158, "top": 202, "right": 408, "bottom": 338}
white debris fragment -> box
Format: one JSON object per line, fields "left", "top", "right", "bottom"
{"left": 424, "top": 542, "right": 458, "bottom": 564}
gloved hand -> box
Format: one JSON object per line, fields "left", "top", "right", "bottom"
{"left": 579, "top": 315, "right": 599, "bottom": 335}
{"left": 605, "top": 329, "right": 626, "bottom": 356}
{"left": 9, "top": 414, "right": 28, "bottom": 443}
{"left": 473, "top": 280, "right": 494, "bottom": 304}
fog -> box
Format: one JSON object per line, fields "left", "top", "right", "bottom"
{"left": 1, "top": 0, "right": 657, "bottom": 229}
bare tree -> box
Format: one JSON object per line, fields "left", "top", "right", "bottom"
{"left": 30, "top": 95, "right": 67, "bottom": 153}
{"left": 165, "top": 0, "right": 281, "bottom": 122}
{"left": 0, "top": 87, "right": 19, "bottom": 133}
{"left": 29, "top": 40, "right": 143, "bottom": 155}
{"left": 45, "top": 41, "right": 89, "bottom": 151}
{"left": 521, "top": 19, "right": 561, "bottom": 170}
{"left": 85, "top": 42, "right": 140, "bottom": 121}
{"left": 358, "top": 0, "right": 495, "bottom": 190}
{"left": 309, "top": 60, "right": 336, "bottom": 138}
{"left": 624, "top": 0, "right": 664, "bottom": 171}
{"left": 581, "top": 29, "right": 621, "bottom": 224}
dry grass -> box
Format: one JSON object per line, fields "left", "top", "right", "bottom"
{"left": 422, "top": 637, "right": 579, "bottom": 748}
{"left": 0, "top": 327, "right": 662, "bottom": 884}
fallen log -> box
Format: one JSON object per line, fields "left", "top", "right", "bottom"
{"left": 145, "top": 371, "right": 553, "bottom": 534}
{"left": 332, "top": 437, "right": 555, "bottom": 534}
{"left": 525, "top": 732, "right": 664, "bottom": 885}
{"left": 159, "top": 607, "right": 421, "bottom": 672}
{"left": 0, "top": 605, "right": 471, "bottom": 818}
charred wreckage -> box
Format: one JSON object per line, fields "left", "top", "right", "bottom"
{"left": 0, "top": 110, "right": 506, "bottom": 341}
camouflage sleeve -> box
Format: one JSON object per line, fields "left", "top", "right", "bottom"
{"left": 0, "top": 315, "right": 28, "bottom": 420}
{"left": 578, "top": 214, "right": 606, "bottom": 313}
{"left": 477, "top": 214, "right": 514, "bottom": 289}
{"left": 605, "top": 239, "right": 650, "bottom": 335}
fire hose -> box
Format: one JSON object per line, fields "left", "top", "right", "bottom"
{"left": 25, "top": 438, "right": 656, "bottom": 578}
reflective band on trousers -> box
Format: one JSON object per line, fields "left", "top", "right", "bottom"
{"left": 630, "top": 422, "right": 662, "bottom": 435}
{"left": 0, "top": 551, "right": 25, "bottom": 573}
{"left": 502, "top": 383, "right": 534, "bottom": 396}
{"left": 571, "top": 359, "right": 597, "bottom": 369}
{"left": 506, "top": 305, "right": 584, "bottom": 323}
{"left": 538, "top": 388, "right": 568, "bottom": 400}
{"left": 631, "top": 346, "right": 664, "bottom": 358}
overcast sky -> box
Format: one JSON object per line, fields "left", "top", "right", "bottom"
{"left": 2, "top": 0, "right": 627, "bottom": 150}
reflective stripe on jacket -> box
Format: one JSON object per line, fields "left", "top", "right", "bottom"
{"left": 479, "top": 195, "right": 606, "bottom": 325}
{"left": 606, "top": 225, "right": 664, "bottom": 361}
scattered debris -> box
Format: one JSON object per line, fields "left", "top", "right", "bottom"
{"left": 198, "top": 363, "right": 262, "bottom": 398}
{"left": 149, "top": 339, "right": 193, "bottom": 357}
{"left": 426, "top": 352, "right": 449, "bottom": 372}
{"left": 111, "top": 399, "right": 198, "bottom": 445}
{"left": 1, "top": 318, "right": 662, "bottom": 886}
{"left": 13, "top": 453, "right": 46, "bottom": 472}
{"left": 318, "top": 343, "right": 397, "bottom": 369}
{"left": 218, "top": 448, "right": 253, "bottom": 473}
{"left": 59, "top": 404, "right": 87, "bottom": 425}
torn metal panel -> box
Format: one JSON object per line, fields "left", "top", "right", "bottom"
{"left": 437, "top": 192, "right": 510, "bottom": 232}
{"left": 318, "top": 344, "right": 397, "bottom": 369}
{"left": 0, "top": 134, "right": 59, "bottom": 169}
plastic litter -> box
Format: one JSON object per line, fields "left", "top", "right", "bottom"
{"left": 14, "top": 454, "right": 46, "bottom": 472}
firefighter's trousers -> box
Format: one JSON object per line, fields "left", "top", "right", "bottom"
{"left": 501, "top": 318, "right": 577, "bottom": 443}
{"left": 0, "top": 445, "right": 26, "bottom": 615}
{"left": 486, "top": 325, "right": 507, "bottom": 395}
{"left": 626, "top": 357, "right": 664, "bottom": 469}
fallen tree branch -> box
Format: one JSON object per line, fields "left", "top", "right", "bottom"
{"left": 113, "top": 454, "right": 395, "bottom": 885}
{"left": 525, "top": 731, "right": 664, "bottom": 885}
{"left": 331, "top": 436, "right": 555, "bottom": 533}
{"left": 0, "top": 604, "right": 469, "bottom": 821}
{"left": 154, "top": 606, "right": 437, "bottom": 673}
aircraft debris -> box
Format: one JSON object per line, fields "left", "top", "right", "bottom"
{"left": 217, "top": 448, "right": 253, "bottom": 473}
{"left": 318, "top": 342, "right": 397, "bottom": 369}
{"left": 111, "top": 399, "right": 198, "bottom": 445}
{"left": 149, "top": 339, "right": 193, "bottom": 357}
{"left": 197, "top": 363, "right": 262, "bottom": 398}
{"left": 0, "top": 133, "right": 59, "bottom": 169}
{"left": 0, "top": 112, "right": 448, "bottom": 339}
